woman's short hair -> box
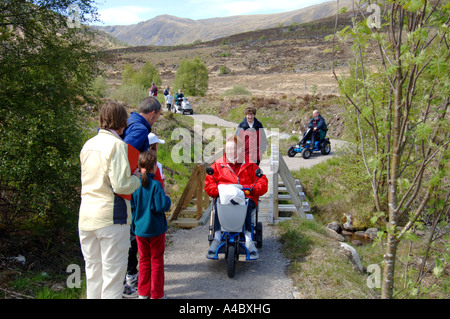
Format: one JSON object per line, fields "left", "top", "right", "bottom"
{"left": 99, "top": 101, "right": 128, "bottom": 130}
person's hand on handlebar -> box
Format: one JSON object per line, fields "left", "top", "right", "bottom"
{"left": 242, "top": 185, "right": 252, "bottom": 196}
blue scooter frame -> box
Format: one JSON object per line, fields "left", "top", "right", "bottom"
{"left": 206, "top": 197, "right": 259, "bottom": 261}
{"left": 287, "top": 128, "right": 331, "bottom": 159}
{"left": 205, "top": 168, "right": 264, "bottom": 278}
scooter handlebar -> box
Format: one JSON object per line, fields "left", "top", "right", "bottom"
{"left": 206, "top": 167, "right": 264, "bottom": 196}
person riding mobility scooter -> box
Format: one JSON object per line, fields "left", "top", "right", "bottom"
{"left": 287, "top": 110, "right": 331, "bottom": 159}
{"left": 204, "top": 136, "right": 268, "bottom": 278}
{"left": 174, "top": 89, "right": 193, "bottom": 115}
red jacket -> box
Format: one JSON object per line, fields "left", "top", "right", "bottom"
{"left": 204, "top": 155, "right": 268, "bottom": 204}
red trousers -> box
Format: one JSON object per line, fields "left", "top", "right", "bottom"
{"left": 136, "top": 234, "right": 165, "bottom": 298}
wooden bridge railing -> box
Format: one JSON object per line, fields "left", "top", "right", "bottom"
{"left": 169, "top": 150, "right": 223, "bottom": 228}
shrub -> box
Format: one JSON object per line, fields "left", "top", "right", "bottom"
{"left": 174, "top": 58, "right": 209, "bottom": 96}
{"left": 108, "top": 84, "right": 148, "bottom": 107}
{"left": 121, "top": 62, "right": 161, "bottom": 89}
{"left": 221, "top": 85, "right": 252, "bottom": 96}
{"left": 89, "top": 75, "right": 108, "bottom": 98}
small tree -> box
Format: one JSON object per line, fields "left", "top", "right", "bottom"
{"left": 332, "top": 0, "right": 449, "bottom": 298}
{"left": 174, "top": 57, "right": 209, "bottom": 96}
{"left": 121, "top": 62, "right": 161, "bottom": 89}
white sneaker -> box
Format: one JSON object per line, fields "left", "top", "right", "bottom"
{"left": 123, "top": 284, "right": 139, "bottom": 298}
{"left": 126, "top": 273, "right": 139, "bottom": 287}
{"left": 208, "top": 239, "right": 221, "bottom": 254}
{"left": 246, "top": 240, "right": 258, "bottom": 254}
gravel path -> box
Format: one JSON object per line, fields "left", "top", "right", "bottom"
{"left": 188, "top": 113, "right": 238, "bottom": 128}
{"left": 164, "top": 224, "right": 295, "bottom": 299}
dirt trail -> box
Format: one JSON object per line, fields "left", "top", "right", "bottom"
{"left": 163, "top": 113, "right": 345, "bottom": 299}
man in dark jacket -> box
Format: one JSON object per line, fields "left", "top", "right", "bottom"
{"left": 120, "top": 96, "right": 161, "bottom": 297}
{"left": 236, "top": 106, "right": 267, "bottom": 166}
{"left": 123, "top": 97, "right": 161, "bottom": 153}
{"left": 303, "top": 110, "right": 327, "bottom": 149}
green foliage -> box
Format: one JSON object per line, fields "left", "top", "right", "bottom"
{"left": 109, "top": 84, "right": 149, "bottom": 107}
{"left": 221, "top": 85, "right": 252, "bottom": 97}
{"left": 292, "top": 155, "right": 374, "bottom": 228}
{"left": 333, "top": 0, "right": 449, "bottom": 298}
{"left": 219, "top": 66, "right": 228, "bottom": 75}
{"left": 10, "top": 271, "right": 85, "bottom": 299}
{"left": 89, "top": 75, "right": 108, "bottom": 98}
{"left": 110, "top": 62, "right": 161, "bottom": 105}
{"left": 174, "top": 57, "right": 209, "bottom": 96}
{"left": 121, "top": 62, "right": 161, "bottom": 89}
{"left": 0, "top": 1, "right": 100, "bottom": 229}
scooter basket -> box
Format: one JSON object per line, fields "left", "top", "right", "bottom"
{"left": 216, "top": 198, "right": 248, "bottom": 233}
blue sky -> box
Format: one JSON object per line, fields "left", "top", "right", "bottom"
{"left": 92, "top": 0, "right": 332, "bottom": 26}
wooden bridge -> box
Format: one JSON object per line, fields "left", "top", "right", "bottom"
{"left": 169, "top": 144, "right": 314, "bottom": 228}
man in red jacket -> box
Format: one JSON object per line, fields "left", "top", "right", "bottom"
{"left": 204, "top": 135, "right": 268, "bottom": 255}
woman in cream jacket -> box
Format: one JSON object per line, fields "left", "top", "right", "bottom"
{"left": 79, "top": 101, "right": 141, "bottom": 299}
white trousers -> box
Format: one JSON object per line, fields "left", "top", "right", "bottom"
{"left": 79, "top": 224, "right": 130, "bottom": 299}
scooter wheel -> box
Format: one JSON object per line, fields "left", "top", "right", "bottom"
{"left": 321, "top": 141, "right": 331, "bottom": 155}
{"left": 227, "top": 245, "right": 236, "bottom": 278}
{"left": 302, "top": 148, "right": 312, "bottom": 159}
{"left": 287, "top": 146, "right": 296, "bottom": 157}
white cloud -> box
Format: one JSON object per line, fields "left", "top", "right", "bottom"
{"left": 98, "top": 6, "right": 154, "bottom": 25}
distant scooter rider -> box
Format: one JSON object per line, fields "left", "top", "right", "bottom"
{"left": 175, "top": 89, "right": 184, "bottom": 109}
{"left": 301, "top": 110, "right": 327, "bottom": 148}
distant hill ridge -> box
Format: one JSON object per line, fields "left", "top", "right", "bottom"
{"left": 94, "top": 0, "right": 353, "bottom": 46}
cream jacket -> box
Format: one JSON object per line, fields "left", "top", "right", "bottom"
{"left": 79, "top": 129, "right": 141, "bottom": 231}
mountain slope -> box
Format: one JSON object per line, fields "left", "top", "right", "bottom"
{"left": 95, "top": 0, "right": 353, "bottom": 46}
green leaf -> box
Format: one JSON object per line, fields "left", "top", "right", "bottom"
{"left": 370, "top": 216, "right": 378, "bottom": 224}
{"left": 433, "top": 257, "right": 444, "bottom": 277}
{"left": 404, "top": 0, "right": 425, "bottom": 12}
{"left": 415, "top": 122, "right": 432, "bottom": 141}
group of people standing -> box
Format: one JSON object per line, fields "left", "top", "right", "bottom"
{"left": 77, "top": 96, "right": 276, "bottom": 299}
{"left": 149, "top": 84, "right": 185, "bottom": 113}
{"left": 79, "top": 97, "right": 169, "bottom": 299}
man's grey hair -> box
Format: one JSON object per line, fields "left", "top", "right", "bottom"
{"left": 138, "top": 96, "right": 161, "bottom": 114}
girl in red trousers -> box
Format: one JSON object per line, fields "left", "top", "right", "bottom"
{"left": 131, "top": 150, "right": 171, "bottom": 299}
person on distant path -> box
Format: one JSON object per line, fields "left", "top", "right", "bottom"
{"left": 236, "top": 106, "right": 267, "bottom": 166}
{"left": 131, "top": 150, "right": 171, "bottom": 299}
{"left": 78, "top": 101, "right": 141, "bottom": 299}
{"left": 301, "top": 109, "right": 327, "bottom": 148}
{"left": 163, "top": 86, "right": 170, "bottom": 97}
{"left": 149, "top": 83, "right": 158, "bottom": 97}
{"left": 165, "top": 90, "right": 174, "bottom": 112}
{"left": 175, "top": 89, "right": 184, "bottom": 110}
{"left": 121, "top": 96, "right": 162, "bottom": 298}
